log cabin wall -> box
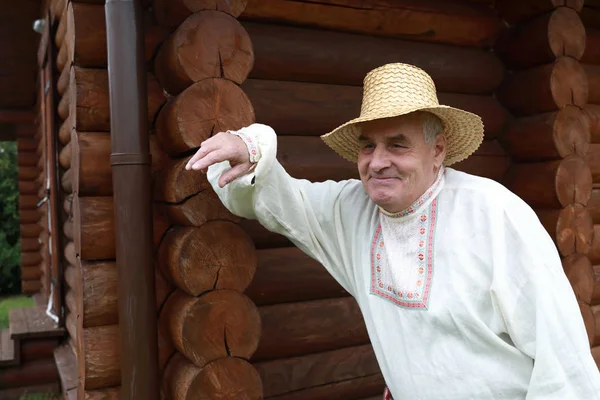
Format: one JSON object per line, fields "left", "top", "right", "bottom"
{"left": 494, "top": 0, "right": 599, "bottom": 365}
{"left": 580, "top": 0, "right": 600, "bottom": 366}
{"left": 17, "top": 123, "right": 44, "bottom": 295}
{"left": 151, "top": 1, "right": 266, "bottom": 398}
{"left": 148, "top": 0, "right": 514, "bottom": 398}
{"left": 50, "top": 0, "right": 170, "bottom": 398}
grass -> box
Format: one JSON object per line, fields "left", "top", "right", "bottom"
{"left": 19, "top": 394, "right": 60, "bottom": 400}
{"left": 0, "top": 295, "right": 34, "bottom": 329}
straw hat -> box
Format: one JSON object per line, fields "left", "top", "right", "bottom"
{"left": 320, "top": 63, "right": 484, "bottom": 166}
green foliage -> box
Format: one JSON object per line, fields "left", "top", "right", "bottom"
{"left": 19, "top": 393, "right": 60, "bottom": 400}
{"left": 0, "top": 295, "right": 34, "bottom": 329}
{"left": 0, "top": 141, "right": 21, "bottom": 295}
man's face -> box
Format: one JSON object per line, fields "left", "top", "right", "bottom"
{"left": 357, "top": 113, "right": 446, "bottom": 213}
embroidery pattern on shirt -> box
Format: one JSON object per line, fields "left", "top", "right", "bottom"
{"left": 230, "top": 130, "right": 260, "bottom": 163}
{"left": 371, "top": 198, "right": 438, "bottom": 309}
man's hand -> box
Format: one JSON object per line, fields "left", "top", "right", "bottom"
{"left": 185, "top": 131, "right": 252, "bottom": 188}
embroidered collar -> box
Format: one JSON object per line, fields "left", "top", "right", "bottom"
{"left": 378, "top": 166, "right": 446, "bottom": 219}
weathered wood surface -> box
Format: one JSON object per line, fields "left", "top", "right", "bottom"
{"left": 581, "top": 301, "right": 595, "bottom": 345}
{"left": 242, "top": 79, "right": 510, "bottom": 139}
{"left": 245, "top": 246, "right": 347, "bottom": 305}
{"left": 587, "top": 145, "right": 600, "bottom": 183}
{"left": 69, "top": 131, "right": 168, "bottom": 196}
{"left": 241, "top": 0, "right": 503, "bottom": 48}
{"left": 497, "top": 57, "right": 587, "bottom": 116}
{"left": 496, "top": 0, "right": 583, "bottom": 23}
{"left": 254, "top": 344, "right": 380, "bottom": 398}
{"left": 154, "top": 156, "right": 211, "bottom": 203}
{"left": 159, "top": 189, "right": 240, "bottom": 227}
{"left": 21, "top": 251, "right": 42, "bottom": 266}
{"left": 66, "top": 2, "right": 167, "bottom": 68}
{"left": 17, "top": 152, "right": 38, "bottom": 167}
{"left": 495, "top": 7, "right": 585, "bottom": 69}
{"left": 155, "top": 11, "right": 254, "bottom": 95}
{"left": 593, "top": 265, "right": 600, "bottom": 306}
{"left": 18, "top": 180, "right": 40, "bottom": 195}
{"left": 584, "top": 64, "right": 600, "bottom": 105}
{"left": 589, "top": 188, "right": 600, "bottom": 224}
{"left": 19, "top": 210, "right": 40, "bottom": 224}
{"left": 267, "top": 374, "right": 385, "bottom": 400}
{"left": 253, "top": 297, "right": 369, "bottom": 361}
{"left": 160, "top": 290, "right": 261, "bottom": 368}
{"left": 583, "top": 26, "right": 600, "bottom": 65}
{"left": 244, "top": 21, "right": 504, "bottom": 95}
{"left": 585, "top": 105, "right": 600, "bottom": 144}
{"left": 563, "top": 253, "right": 595, "bottom": 305}
{"left": 20, "top": 224, "right": 42, "bottom": 238}
{"left": 21, "top": 266, "right": 42, "bottom": 281}
{"left": 158, "top": 222, "right": 256, "bottom": 296}
{"left": 536, "top": 204, "right": 594, "bottom": 256}
{"left": 0, "top": 358, "right": 59, "bottom": 389}
{"left": 154, "top": 0, "right": 248, "bottom": 29}
{"left": 504, "top": 156, "right": 592, "bottom": 209}
{"left": 239, "top": 219, "right": 292, "bottom": 249}
{"left": 72, "top": 196, "right": 169, "bottom": 261}
{"left": 68, "top": 67, "right": 166, "bottom": 132}
{"left": 161, "top": 353, "right": 263, "bottom": 400}
{"left": 155, "top": 78, "right": 255, "bottom": 156}
{"left": 591, "top": 225, "right": 600, "bottom": 264}
{"left": 501, "top": 106, "right": 590, "bottom": 162}
{"left": 65, "top": 260, "right": 173, "bottom": 328}
{"left": 59, "top": 141, "right": 71, "bottom": 169}
{"left": 77, "top": 324, "right": 121, "bottom": 390}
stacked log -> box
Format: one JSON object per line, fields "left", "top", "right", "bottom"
{"left": 151, "top": 3, "right": 268, "bottom": 398}
{"left": 17, "top": 124, "right": 43, "bottom": 295}
{"left": 580, "top": 3, "right": 600, "bottom": 368}
{"left": 495, "top": 1, "right": 597, "bottom": 363}
{"left": 55, "top": 1, "right": 169, "bottom": 398}
{"left": 157, "top": 1, "right": 508, "bottom": 398}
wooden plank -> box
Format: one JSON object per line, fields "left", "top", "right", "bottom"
{"left": 9, "top": 306, "right": 65, "bottom": 339}
{"left": 54, "top": 344, "right": 78, "bottom": 392}
{"left": 0, "top": 329, "right": 16, "bottom": 366}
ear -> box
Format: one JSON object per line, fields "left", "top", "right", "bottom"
{"left": 432, "top": 133, "right": 447, "bottom": 168}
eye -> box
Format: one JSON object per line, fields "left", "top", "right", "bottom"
{"left": 361, "top": 143, "right": 375, "bottom": 150}
{"left": 391, "top": 143, "right": 406, "bottom": 149}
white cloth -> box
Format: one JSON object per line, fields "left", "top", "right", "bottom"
{"left": 207, "top": 123, "right": 600, "bottom": 399}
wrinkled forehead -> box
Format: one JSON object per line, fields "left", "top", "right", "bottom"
{"left": 357, "top": 113, "right": 424, "bottom": 140}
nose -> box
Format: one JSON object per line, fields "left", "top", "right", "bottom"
{"left": 369, "top": 145, "right": 391, "bottom": 172}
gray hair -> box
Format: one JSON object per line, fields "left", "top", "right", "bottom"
{"left": 421, "top": 112, "right": 443, "bottom": 146}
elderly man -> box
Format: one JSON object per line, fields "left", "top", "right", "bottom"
{"left": 186, "top": 63, "right": 600, "bottom": 399}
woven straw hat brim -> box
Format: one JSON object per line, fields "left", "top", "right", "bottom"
{"left": 321, "top": 105, "right": 484, "bottom": 166}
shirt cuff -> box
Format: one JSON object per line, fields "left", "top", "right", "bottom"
{"left": 229, "top": 129, "right": 261, "bottom": 164}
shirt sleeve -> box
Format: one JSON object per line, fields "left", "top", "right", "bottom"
{"left": 493, "top": 196, "right": 600, "bottom": 399}
{"left": 206, "top": 123, "right": 367, "bottom": 295}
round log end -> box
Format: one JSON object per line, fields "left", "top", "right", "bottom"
{"left": 549, "top": 7, "right": 585, "bottom": 61}
{"left": 159, "top": 222, "right": 257, "bottom": 296}
{"left": 154, "top": 156, "right": 211, "bottom": 203}
{"left": 554, "top": 105, "right": 590, "bottom": 159}
{"left": 155, "top": 77, "right": 255, "bottom": 156}
{"left": 162, "top": 353, "right": 262, "bottom": 400}
{"left": 556, "top": 155, "right": 592, "bottom": 206}
{"left": 156, "top": 11, "right": 254, "bottom": 94}
{"left": 155, "top": 0, "right": 249, "bottom": 29}
{"left": 551, "top": 57, "right": 588, "bottom": 108}
{"left": 563, "top": 253, "right": 595, "bottom": 305}
{"left": 164, "top": 188, "right": 241, "bottom": 226}
{"left": 166, "top": 289, "right": 261, "bottom": 368}
{"left": 556, "top": 204, "right": 594, "bottom": 256}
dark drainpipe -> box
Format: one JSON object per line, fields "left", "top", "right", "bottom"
{"left": 105, "top": 1, "right": 159, "bottom": 399}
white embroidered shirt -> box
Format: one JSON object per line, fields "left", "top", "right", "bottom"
{"left": 207, "top": 124, "right": 600, "bottom": 399}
